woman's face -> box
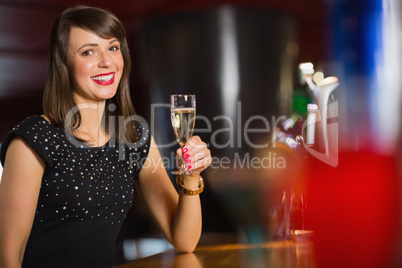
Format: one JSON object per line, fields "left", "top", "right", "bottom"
{"left": 67, "top": 27, "right": 124, "bottom": 104}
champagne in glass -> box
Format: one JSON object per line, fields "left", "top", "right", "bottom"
{"left": 171, "top": 95, "right": 196, "bottom": 174}
{"left": 171, "top": 108, "right": 196, "bottom": 147}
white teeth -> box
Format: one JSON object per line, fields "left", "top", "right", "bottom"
{"left": 92, "top": 74, "right": 113, "bottom": 81}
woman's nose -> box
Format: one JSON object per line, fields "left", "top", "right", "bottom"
{"left": 99, "top": 52, "right": 112, "bottom": 67}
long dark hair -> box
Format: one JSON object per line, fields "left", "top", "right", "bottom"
{"left": 43, "top": 5, "right": 138, "bottom": 143}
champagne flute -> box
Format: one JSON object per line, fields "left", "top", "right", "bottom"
{"left": 171, "top": 94, "right": 196, "bottom": 175}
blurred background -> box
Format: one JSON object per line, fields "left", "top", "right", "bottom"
{"left": 0, "top": 0, "right": 401, "bottom": 267}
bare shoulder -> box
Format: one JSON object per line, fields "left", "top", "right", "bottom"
{"left": 0, "top": 138, "right": 44, "bottom": 266}
{"left": 2, "top": 137, "right": 46, "bottom": 180}
{"left": 40, "top": 114, "right": 50, "bottom": 122}
{"left": 138, "top": 136, "right": 163, "bottom": 176}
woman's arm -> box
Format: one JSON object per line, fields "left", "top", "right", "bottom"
{"left": 0, "top": 137, "right": 45, "bottom": 267}
{"left": 136, "top": 136, "right": 211, "bottom": 253}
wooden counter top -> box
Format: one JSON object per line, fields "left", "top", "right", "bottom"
{"left": 115, "top": 240, "right": 315, "bottom": 268}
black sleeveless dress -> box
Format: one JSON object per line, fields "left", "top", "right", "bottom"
{"left": 0, "top": 115, "right": 151, "bottom": 267}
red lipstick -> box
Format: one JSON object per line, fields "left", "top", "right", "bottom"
{"left": 91, "top": 72, "right": 115, "bottom": 86}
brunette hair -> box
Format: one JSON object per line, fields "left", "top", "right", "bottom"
{"left": 43, "top": 5, "right": 138, "bottom": 143}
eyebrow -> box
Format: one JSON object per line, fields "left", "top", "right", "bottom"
{"left": 76, "top": 39, "right": 119, "bottom": 52}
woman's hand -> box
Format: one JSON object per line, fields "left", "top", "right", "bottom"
{"left": 176, "top": 136, "right": 211, "bottom": 176}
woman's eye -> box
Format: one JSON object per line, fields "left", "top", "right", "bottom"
{"left": 110, "top": 46, "right": 120, "bottom": 51}
{"left": 82, "top": 50, "right": 93, "bottom": 56}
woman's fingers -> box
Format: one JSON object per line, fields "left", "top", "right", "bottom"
{"left": 181, "top": 136, "right": 211, "bottom": 172}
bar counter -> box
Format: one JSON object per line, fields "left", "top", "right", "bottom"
{"left": 115, "top": 240, "right": 315, "bottom": 268}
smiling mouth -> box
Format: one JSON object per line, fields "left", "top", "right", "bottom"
{"left": 91, "top": 73, "right": 115, "bottom": 85}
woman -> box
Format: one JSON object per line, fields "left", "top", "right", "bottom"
{"left": 0, "top": 6, "right": 211, "bottom": 268}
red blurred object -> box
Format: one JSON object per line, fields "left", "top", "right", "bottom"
{"left": 303, "top": 150, "right": 400, "bottom": 268}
